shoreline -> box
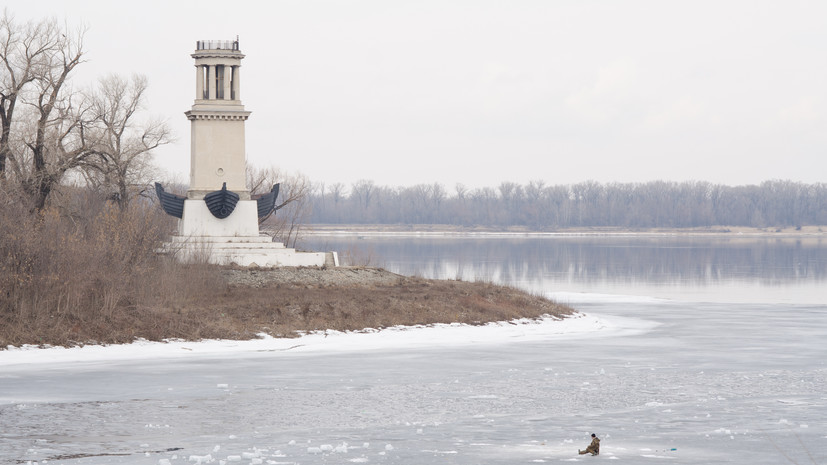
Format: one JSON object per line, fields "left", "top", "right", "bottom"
{"left": 0, "top": 312, "right": 658, "bottom": 368}
{"left": 305, "top": 224, "right": 827, "bottom": 238}
{"left": 1, "top": 267, "right": 574, "bottom": 350}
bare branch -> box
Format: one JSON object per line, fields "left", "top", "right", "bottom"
{"left": 80, "top": 74, "right": 172, "bottom": 210}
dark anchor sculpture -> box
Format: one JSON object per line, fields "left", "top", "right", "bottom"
{"left": 204, "top": 182, "right": 240, "bottom": 219}
{"left": 253, "top": 183, "right": 280, "bottom": 219}
{"left": 154, "top": 182, "right": 186, "bottom": 219}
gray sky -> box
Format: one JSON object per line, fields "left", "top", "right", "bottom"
{"left": 9, "top": 0, "right": 827, "bottom": 189}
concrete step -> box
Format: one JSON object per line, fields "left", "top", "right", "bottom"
{"left": 160, "top": 236, "right": 331, "bottom": 267}
{"left": 167, "top": 235, "right": 279, "bottom": 245}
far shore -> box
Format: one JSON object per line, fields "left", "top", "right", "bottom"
{"left": 306, "top": 224, "right": 826, "bottom": 237}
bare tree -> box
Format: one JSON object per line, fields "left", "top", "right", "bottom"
{"left": 246, "top": 163, "right": 276, "bottom": 199}
{"left": 431, "top": 182, "right": 446, "bottom": 214}
{"left": 454, "top": 183, "right": 468, "bottom": 200}
{"left": 0, "top": 11, "right": 92, "bottom": 210}
{"left": 313, "top": 180, "right": 326, "bottom": 218}
{"left": 0, "top": 11, "right": 59, "bottom": 179}
{"left": 522, "top": 179, "right": 546, "bottom": 227}
{"left": 329, "top": 182, "right": 347, "bottom": 205}
{"left": 325, "top": 182, "right": 346, "bottom": 223}
{"left": 272, "top": 172, "right": 312, "bottom": 247}
{"left": 83, "top": 74, "right": 172, "bottom": 210}
{"left": 525, "top": 180, "right": 545, "bottom": 202}
{"left": 351, "top": 179, "right": 375, "bottom": 210}
{"left": 247, "top": 164, "right": 313, "bottom": 247}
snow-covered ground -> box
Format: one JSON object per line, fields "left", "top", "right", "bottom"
{"left": 0, "top": 313, "right": 644, "bottom": 369}
{"left": 1, "top": 292, "right": 825, "bottom": 465}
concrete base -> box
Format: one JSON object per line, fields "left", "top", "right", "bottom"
{"left": 163, "top": 199, "right": 337, "bottom": 267}
{"left": 164, "top": 235, "right": 337, "bottom": 267}
{"left": 179, "top": 199, "right": 259, "bottom": 237}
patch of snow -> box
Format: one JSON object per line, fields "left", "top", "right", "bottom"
{"left": 0, "top": 313, "right": 655, "bottom": 368}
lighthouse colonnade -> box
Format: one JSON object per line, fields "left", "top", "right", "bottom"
{"left": 195, "top": 64, "right": 240, "bottom": 101}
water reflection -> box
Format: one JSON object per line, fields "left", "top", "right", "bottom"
{"left": 305, "top": 234, "right": 827, "bottom": 303}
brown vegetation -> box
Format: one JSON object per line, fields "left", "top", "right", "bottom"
{"left": 211, "top": 267, "right": 573, "bottom": 338}
{"left": 0, "top": 195, "right": 573, "bottom": 348}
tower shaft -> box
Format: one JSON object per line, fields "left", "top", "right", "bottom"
{"left": 185, "top": 39, "right": 251, "bottom": 199}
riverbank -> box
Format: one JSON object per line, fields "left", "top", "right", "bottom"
{"left": 1, "top": 267, "right": 574, "bottom": 349}
{"left": 306, "top": 224, "right": 826, "bottom": 237}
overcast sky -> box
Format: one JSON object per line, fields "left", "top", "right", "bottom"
{"left": 9, "top": 1, "right": 827, "bottom": 189}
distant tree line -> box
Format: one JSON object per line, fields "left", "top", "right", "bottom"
{"left": 309, "top": 179, "right": 827, "bottom": 229}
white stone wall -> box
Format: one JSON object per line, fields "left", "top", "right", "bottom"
{"left": 187, "top": 114, "right": 249, "bottom": 197}
{"left": 179, "top": 200, "right": 259, "bottom": 237}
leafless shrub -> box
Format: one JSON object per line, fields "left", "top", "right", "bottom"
{"left": 248, "top": 164, "right": 313, "bottom": 248}
{"left": 0, "top": 196, "right": 226, "bottom": 347}
{"left": 80, "top": 74, "right": 173, "bottom": 210}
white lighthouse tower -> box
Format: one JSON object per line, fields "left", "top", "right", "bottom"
{"left": 188, "top": 40, "right": 249, "bottom": 203}
{"left": 155, "top": 39, "right": 335, "bottom": 267}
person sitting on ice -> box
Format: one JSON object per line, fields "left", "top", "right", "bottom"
{"left": 578, "top": 433, "right": 600, "bottom": 456}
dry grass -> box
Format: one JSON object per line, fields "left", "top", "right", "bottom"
{"left": 0, "top": 196, "right": 222, "bottom": 347}
{"left": 0, "top": 197, "right": 574, "bottom": 348}
{"left": 181, "top": 270, "right": 574, "bottom": 339}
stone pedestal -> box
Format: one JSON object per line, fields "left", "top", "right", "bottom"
{"left": 167, "top": 199, "right": 337, "bottom": 267}
{"left": 179, "top": 200, "right": 260, "bottom": 237}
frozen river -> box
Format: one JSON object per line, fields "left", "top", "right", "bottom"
{"left": 1, "top": 234, "right": 826, "bottom": 464}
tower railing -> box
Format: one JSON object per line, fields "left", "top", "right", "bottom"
{"left": 196, "top": 40, "right": 240, "bottom": 51}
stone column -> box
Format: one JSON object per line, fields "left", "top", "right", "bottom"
{"left": 207, "top": 65, "right": 216, "bottom": 100}
{"left": 232, "top": 66, "right": 241, "bottom": 101}
{"left": 195, "top": 65, "right": 204, "bottom": 100}
{"left": 223, "top": 65, "right": 232, "bottom": 100}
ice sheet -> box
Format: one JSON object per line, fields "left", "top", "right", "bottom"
{"left": 1, "top": 301, "right": 825, "bottom": 465}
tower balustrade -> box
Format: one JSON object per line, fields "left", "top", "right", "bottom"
{"left": 196, "top": 39, "right": 239, "bottom": 51}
